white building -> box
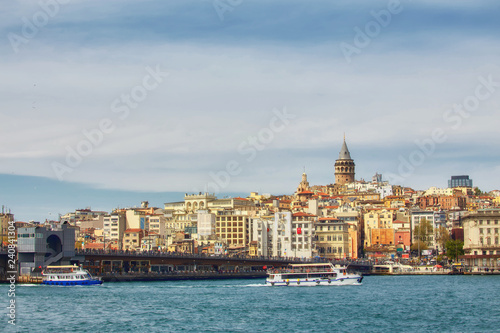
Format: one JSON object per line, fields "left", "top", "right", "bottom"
{"left": 424, "top": 187, "right": 454, "bottom": 196}
{"left": 197, "top": 210, "right": 216, "bottom": 236}
{"left": 251, "top": 212, "right": 314, "bottom": 258}
{"left": 462, "top": 209, "right": 500, "bottom": 269}
{"left": 103, "top": 213, "right": 126, "bottom": 249}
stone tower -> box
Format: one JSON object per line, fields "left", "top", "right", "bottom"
{"left": 334, "top": 137, "right": 355, "bottom": 185}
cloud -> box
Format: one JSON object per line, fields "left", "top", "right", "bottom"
{"left": 0, "top": 0, "right": 499, "bottom": 206}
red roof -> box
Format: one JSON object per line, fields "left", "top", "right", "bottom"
{"left": 324, "top": 205, "right": 339, "bottom": 209}
{"left": 234, "top": 197, "right": 249, "bottom": 201}
{"left": 124, "top": 228, "right": 143, "bottom": 233}
{"left": 298, "top": 191, "right": 314, "bottom": 195}
{"left": 292, "top": 212, "right": 316, "bottom": 217}
{"left": 85, "top": 243, "right": 104, "bottom": 249}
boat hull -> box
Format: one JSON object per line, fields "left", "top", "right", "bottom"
{"left": 266, "top": 276, "right": 362, "bottom": 286}
{"left": 42, "top": 279, "right": 103, "bottom": 286}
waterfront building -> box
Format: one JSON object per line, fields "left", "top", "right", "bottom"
{"left": 167, "top": 232, "right": 195, "bottom": 254}
{"left": 215, "top": 210, "right": 250, "bottom": 250}
{"left": 17, "top": 223, "right": 75, "bottom": 275}
{"left": 122, "top": 229, "right": 145, "bottom": 251}
{"left": 197, "top": 210, "right": 216, "bottom": 236}
{"left": 334, "top": 205, "right": 363, "bottom": 258}
{"left": 142, "top": 231, "right": 162, "bottom": 251}
{"left": 251, "top": 216, "right": 273, "bottom": 257}
{"left": 251, "top": 212, "right": 315, "bottom": 258}
{"left": 461, "top": 209, "right": 500, "bottom": 270}
{"left": 103, "top": 212, "right": 126, "bottom": 249}
{"left": 448, "top": 175, "right": 473, "bottom": 188}
{"left": 145, "top": 214, "right": 167, "bottom": 250}
{"left": 314, "top": 217, "right": 349, "bottom": 259}
{"left": 290, "top": 212, "right": 316, "bottom": 258}
{"left": 410, "top": 209, "right": 447, "bottom": 252}
{"left": 334, "top": 138, "right": 355, "bottom": 185}
{"left": 363, "top": 208, "right": 396, "bottom": 247}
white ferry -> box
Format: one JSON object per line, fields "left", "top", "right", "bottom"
{"left": 42, "top": 265, "right": 102, "bottom": 286}
{"left": 266, "top": 263, "right": 363, "bottom": 286}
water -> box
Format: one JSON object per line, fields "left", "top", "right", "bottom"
{"left": 2, "top": 275, "right": 500, "bottom": 332}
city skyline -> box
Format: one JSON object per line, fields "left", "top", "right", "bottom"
{"left": 1, "top": 1, "right": 499, "bottom": 222}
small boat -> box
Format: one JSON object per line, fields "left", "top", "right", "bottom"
{"left": 266, "top": 262, "right": 362, "bottom": 286}
{"left": 42, "top": 265, "right": 102, "bottom": 286}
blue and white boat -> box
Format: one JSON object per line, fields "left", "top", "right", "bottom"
{"left": 42, "top": 265, "right": 102, "bottom": 286}
{"left": 266, "top": 262, "right": 362, "bottom": 286}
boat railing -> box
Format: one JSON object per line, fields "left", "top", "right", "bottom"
{"left": 268, "top": 267, "right": 335, "bottom": 274}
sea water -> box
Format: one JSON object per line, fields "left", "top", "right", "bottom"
{"left": 2, "top": 275, "right": 500, "bottom": 332}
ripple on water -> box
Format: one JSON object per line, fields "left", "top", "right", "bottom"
{"left": 2, "top": 276, "right": 500, "bottom": 332}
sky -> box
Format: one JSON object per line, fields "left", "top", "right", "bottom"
{"left": 1, "top": 0, "right": 499, "bottom": 222}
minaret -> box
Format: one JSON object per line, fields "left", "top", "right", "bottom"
{"left": 334, "top": 137, "right": 355, "bottom": 184}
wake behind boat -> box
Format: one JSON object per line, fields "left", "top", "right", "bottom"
{"left": 42, "top": 265, "right": 102, "bottom": 286}
{"left": 266, "top": 262, "right": 362, "bottom": 286}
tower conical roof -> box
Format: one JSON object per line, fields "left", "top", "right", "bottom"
{"left": 338, "top": 139, "right": 352, "bottom": 160}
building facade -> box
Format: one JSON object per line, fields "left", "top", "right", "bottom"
{"left": 461, "top": 209, "right": 500, "bottom": 270}
{"left": 314, "top": 217, "right": 350, "bottom": 259}
{"left": 448, "top": 175, "right": 473, "bottom": 188}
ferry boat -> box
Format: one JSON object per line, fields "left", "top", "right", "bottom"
{"left": 266, "top": 262, "right": 363, "bottom": 286}
{"left": 42, "top": 265, "right": 102, "bottom": 286}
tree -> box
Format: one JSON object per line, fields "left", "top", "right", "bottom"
{"left": 435, "top": 226, "right": 450, "bottom": 252}
{"left": 410, "top": 240, "right": 428, "bottom": 252}
{"left": 445, "top": 239, "right": 464, "bottom": 262}
{"left": 413, "top": 218, "right": 434, "bottom": 246}
{"left": 474, "top": 187, "right": 483, "bottom": 196}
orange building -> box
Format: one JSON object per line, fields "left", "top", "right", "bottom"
{"left": 371, "top": 229, "right": 395, "bottom": 246}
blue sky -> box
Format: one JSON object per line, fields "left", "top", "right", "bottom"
{"left": 1, "top": 0, "right": 499, "bottom": 222}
